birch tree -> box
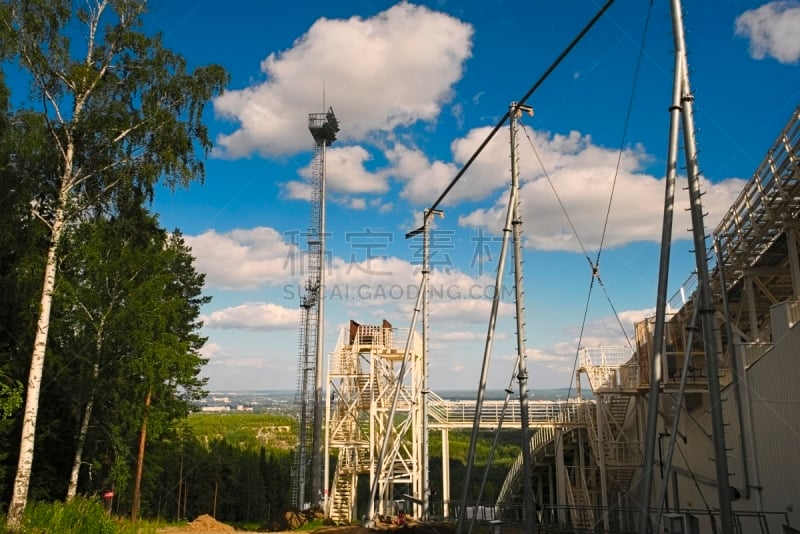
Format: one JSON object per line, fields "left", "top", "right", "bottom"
{"left": 2, "top": 1, "right": 227, "bottom": 529}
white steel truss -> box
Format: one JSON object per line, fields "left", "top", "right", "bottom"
{"left": 324, "top": 320, "right": 423, "bottom": 524}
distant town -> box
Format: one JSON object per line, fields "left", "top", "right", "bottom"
{"left": 193, "top": 388, "right": 582, "bottom": 416}
{"left": 194, "top": 390, "right": 297, "bottom": 415}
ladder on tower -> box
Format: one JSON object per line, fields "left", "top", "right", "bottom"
{"left": 291, "top": 299, "right": 317, "bottom": 508}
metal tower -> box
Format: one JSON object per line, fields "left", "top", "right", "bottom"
{"left": 292, "top": 108, "right": 339, "bottom": 510}
{"left": 324, "top": 320, "right": 424, "bottom": 524}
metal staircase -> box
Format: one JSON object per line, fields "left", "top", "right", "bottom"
{"left": 584, "top": 398, "right": 641, "bottom": 496}
{"left": 326, "top": 445, "right": 371, "bottom": 524}
{"left": 325, "top": 320, "right": 422, "bottom": 524}
{"left": 495, "top": 404, "right": 586, "bottom": 507}
{"left": 496, "top": 426, "right": 557, "bottom": 505}
{"left": 565, "top": 467, "right": 596, "bottom": 530}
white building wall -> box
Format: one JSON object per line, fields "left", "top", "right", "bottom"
{"left": 656, "top": 300, "right": 800, "bottom": 532}
{"left": 741, "top": 301, "right": 800, "bottom": 527}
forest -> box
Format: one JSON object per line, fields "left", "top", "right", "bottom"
{"left": 0, "top": 0, "right": 229, "bottom": 530}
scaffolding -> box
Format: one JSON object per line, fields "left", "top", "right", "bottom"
{"left": 324, "top": 320, "right": 423, "bottom": 524}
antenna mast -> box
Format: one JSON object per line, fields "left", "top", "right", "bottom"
{"left": 291, "top": 107, "right": 339, "bottom": 511}
{"left": 638, "top": 1, "right": 734, "bottom": 531}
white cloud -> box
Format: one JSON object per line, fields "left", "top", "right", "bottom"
{"left": 458, "top": 127, "right": 746, "bottom": 252}
{"left": 283, "top": 180, "right": 312, "bottom": 201}
{"left": 281, "top": 145, "right": 387, "bottom": 211}
{"left": 186, "top": 227, "right": 302, "bottom": 290}
{"left": 370, "top": 198, "right": 394, "bottom": 214}
{"left": 308, "top": 253, "right": 516, "bottom": 326}
{"left": 203, "top": 302, "right": 301, "bottom": 330}
{"left": 296, "top": 145, "right": 388, "bottom": 195}
{"left": 735, "top": 1, "right": 800, "bottom": 64}
{"left": 348, "top": 197, "right": 367, "bottom": 210}
{"left": 201, "top": 338, "right": 297, "bottom": 390}
{"left": 575, "top": 308, "right": 653, "bottom": 349}
{"left": 439, "top": 330, "right": 484, "bottom": 342}
{"left": 429, "top": 298, "right": 513, "bottom": 324}
{"left": 390, "top": 127, "right": 510, "bottom": 205}
{"left": 199, "top": 341, "right": 223, "bottom": 363}
{"left": 526, "top": 348, "right": 568, "bottom": 363}
{"left": 213, "top": 2, "right": 473, "bottom": 157}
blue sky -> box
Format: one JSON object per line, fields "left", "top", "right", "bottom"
{"left": 140, "top": 0, "right": 800, "bottom": 392}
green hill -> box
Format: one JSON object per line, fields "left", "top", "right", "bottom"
{"left": 186, "top": 412, "right": 296, "bottom": 451}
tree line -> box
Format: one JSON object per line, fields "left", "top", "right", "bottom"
{"left": 139, "top": 420, "right": 294, "bottom": 526}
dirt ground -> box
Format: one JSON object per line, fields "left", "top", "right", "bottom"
{"left": 156, "top": 514, "right": 241, "bottom": 533}
{"left": 157, "top": 516, "right": 460, "bottom": 534}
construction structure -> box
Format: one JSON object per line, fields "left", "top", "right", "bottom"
{"left": 493, "top": 104, "right": 800, "bottom": 532}
{"left": 323, "top": 318, "right": 594, "bottom": 525}
{"left": 291, "top": 108, "right": 339, "bottom": 510}
{"left": 476, "top": 3, "right": 799, "bottom": 531}
{"left": 324, "top": 320, "right": 423, "bottom": 524}
{"left": 291, "top": 6, "right": 799, "bottom": 528}
{"left": 318, "top": 107, "right": 800, "bottom": 532}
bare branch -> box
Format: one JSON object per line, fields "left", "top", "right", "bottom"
{"left": 30, "top": 207, "right": 55, "bottom": 233}
{"left": 84, "top": 1, "right": 108, "bottom": 66}
{"left": 40, "top": 93, "right": 69, "bottom": 164}
{"left": 112, "top": 119, "right": 150, "bottom": 144}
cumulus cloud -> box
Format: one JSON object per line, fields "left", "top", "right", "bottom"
{"left": 203, "top": 302, "right": 301, "bottom": 330}
{"left": 199, "top": 341, "right": 224, "bottom": 363}
{"left": 347, "top": 198, "right": 367, "bottom": 210}
{"left": 439, "top": 330, "right": 486, "bottom": 342}
{"left": 430, "top": 298, "right": 514, "bottom": 324}
{"left": 286, "top": 253, "right": 515, "bottom": 324}
{"left": 370, "top": 198, "right": 394, "bottom": 214}
{"left": 458, "top": 128, "right": 746, "bottom": 251}
{"left": 213, "top": 2, "right": 473, "bottom": 158}
{"left": 735, "top": 1, "right": 800, "bottom": 64}
{"left": 186, "top": 227, "right": 302, "bottom": 290}
{"left": 526, "top": 348, "right": 568, "bottom": 364}
{"left": 390, "top": 127, "right": 510, "bottom": 205}
{"left": 286, "top": 145, "right": 388, "bottom": 199}
{"left": 283, "top": 180, "right": 313, "bottom": 201}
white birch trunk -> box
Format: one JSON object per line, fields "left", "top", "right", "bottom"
{"left": 66, "top": 362, "right": 100, "bottom": 502}
{"left": 6, "top": 196, "right": 67, "bottom": 531}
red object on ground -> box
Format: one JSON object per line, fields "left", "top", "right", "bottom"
{"left": 103, "top": 491, "right": 114, "bottom": 513}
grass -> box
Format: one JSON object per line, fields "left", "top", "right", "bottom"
{"left": 294, "top": 518, "right": 326, "bottom": 531}
{"left": 0, "top": 497, "right": 162, "bottom": 534}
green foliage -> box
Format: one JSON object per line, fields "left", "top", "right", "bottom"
{"left": 429, "top": 429, "right": 521, "bottom": 466}
{"left": 3, "top": 210, "right": 214, "bottom": 505}
{"left": 185, "top": 413, "right": 296, "bottom": 452}
{"left": 427, "top": 429, "right": 521, "bottom": 503}
{"left": 3, "top": 0, "right": 230, "bottom": 210}
{"left": 0, "top": 0, "right": 228, "bottom": 523}
{"left": 0, "top": 496, "right": 158, "bottom": 534}
{"left": 125, "top": 418, "right": 294, "bottom": 525}
{"left": 0, "top": 381, "right": 22, "bottom": 419}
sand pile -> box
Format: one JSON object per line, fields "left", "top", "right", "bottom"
{"left": 157, "top": 513, "right": 236, "bottom": 533}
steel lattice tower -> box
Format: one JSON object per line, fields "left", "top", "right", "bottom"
{"left": 291, "top": 108, "right": 338, "bottom": 510}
